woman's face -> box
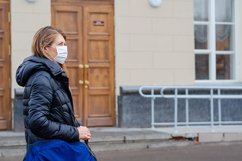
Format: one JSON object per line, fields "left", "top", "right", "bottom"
{"left": 45, "top": 33, "right": 66, "bottom": 58}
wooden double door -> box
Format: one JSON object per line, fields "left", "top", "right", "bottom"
{"left": 52, "top": 0, "right": 115, "bottom": 127}
{"left": 0, "top": 0, "right": 10, "bottom": 130}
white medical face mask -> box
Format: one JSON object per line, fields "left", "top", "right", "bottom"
{"left": 55, "top": 45, "right": 68, "bottom": 64}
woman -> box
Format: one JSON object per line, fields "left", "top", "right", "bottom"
{"left": 16, "top": 26, "right": 96, "bottom": 161}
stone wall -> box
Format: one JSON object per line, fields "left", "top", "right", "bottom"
{"left": 118, "top": 86, "right": 242, "bottom": 128}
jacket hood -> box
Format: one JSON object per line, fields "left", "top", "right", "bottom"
{"left": 16, "top": 55, "right": 64, "bottom": 86}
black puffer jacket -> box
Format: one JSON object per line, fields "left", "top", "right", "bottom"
{"left": 16, "top": 56, "right": 80, "bottom": 145}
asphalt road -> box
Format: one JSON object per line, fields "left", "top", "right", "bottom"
{"left": 1, "top": 142, "right": 242, "bottom": 161}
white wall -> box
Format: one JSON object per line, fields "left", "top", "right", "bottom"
{"left": 11, "top": 0, "right": 51, "bottom": 97}
{"left": 235, "top": 0, "right": 242, "bottom": 81}
{"left": 115, "top": 0, "right": 195, "bottom": 94}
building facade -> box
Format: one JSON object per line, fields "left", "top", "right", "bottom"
{"left": 0, "top": 0, "right": 241, "bottom": 130}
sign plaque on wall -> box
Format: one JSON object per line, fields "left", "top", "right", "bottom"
{"left": 93, "top": 20, "right": 105, "bottom": 26}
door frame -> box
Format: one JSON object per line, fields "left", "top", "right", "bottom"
{"left": 0, "top": 0, "right": 11, "bottom": 130}
{"left": 51, "top": 0, "right": 116, "bottom": 127}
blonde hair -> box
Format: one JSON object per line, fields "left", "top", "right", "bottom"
{"left": 32, "top": 26, "right": 68, "bottom": 73}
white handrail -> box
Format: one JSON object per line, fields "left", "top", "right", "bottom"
{"left": 139, "top": 86, "right": 242, "bottom": 132}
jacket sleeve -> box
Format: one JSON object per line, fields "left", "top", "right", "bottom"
{"left": 28, "top": 74, "right": 79, "bottom": 142}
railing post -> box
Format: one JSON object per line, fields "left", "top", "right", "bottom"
{"left": 218, "top": 89, "right": 222, "bottom": 126}
{"left": 151, "top": 88, "right": 155, "bottom": 129}
{"left": 185, "top": 89, "right": 189, "bottom": 127}
{"left": 174, "top": 88, "right": 178, "bottom": 133}
{"left": 210, "top": 89, "right": 214, "bottom": 132}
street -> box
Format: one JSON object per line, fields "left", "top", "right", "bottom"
{"left": 1, "top": 142, "right": 242, "bottom": 161}
{"left": 96, "top": 142, "right": 242, "bottom": 161}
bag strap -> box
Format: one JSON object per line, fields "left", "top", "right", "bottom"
{"left": 85, "top": 140, "right": 98, "bottom": 161}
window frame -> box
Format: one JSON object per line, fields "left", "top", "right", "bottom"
{"left": 194, "top": 0, "right": 236, "bottom": 83}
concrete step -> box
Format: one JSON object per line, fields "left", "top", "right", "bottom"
{"left": 0, "top": 128, "right": 173, "bottom": 158}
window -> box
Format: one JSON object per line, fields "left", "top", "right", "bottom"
{"left": 194, "top": 0, "right": 235, "bottom": 81}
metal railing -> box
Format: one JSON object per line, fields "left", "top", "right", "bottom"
{"left": 139, "top": 86, "right": 242, "bottom": 132}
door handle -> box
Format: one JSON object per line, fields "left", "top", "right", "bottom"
{"left": 79, "top": 64, "right": 84, "bottom": 69}
{"left": 79, "top": 80, "right": 84, "bottom": 85}
{"left": 84, "top": 64, "right": 89, "bottom": 69}
{"left": 84, "top": 80, "right": 90, "bottom": 85}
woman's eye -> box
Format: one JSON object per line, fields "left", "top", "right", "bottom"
{"left": 57, "top": 43, "right": 63, "bottom": 46}
{"left": 59, "top": 42, "right": 66, "bottom": 46}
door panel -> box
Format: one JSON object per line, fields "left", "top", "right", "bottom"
{"left": 84, "top": 5, "right": 115, "bottom": 126}
{"left": 52, "top": 5, "right": 84, "bottom": 123}
{"left": 52, "top": 1, "right": 115, "bottom": 126}
{"left": 0, "top": 0, "right": 10, "bottom": 130}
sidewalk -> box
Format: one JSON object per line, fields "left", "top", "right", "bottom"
{"left": 156, "top": 125, "right": 242, "bottom": 142}
{"left": 0, "top": 128, "right": 172, "bottom": 159}
{"left": 1, "top": 126, "right": 242, "bottom": 160}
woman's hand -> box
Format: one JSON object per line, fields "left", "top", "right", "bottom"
{"left": 77, "top": 126, "right": 91, "bottom": 141}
